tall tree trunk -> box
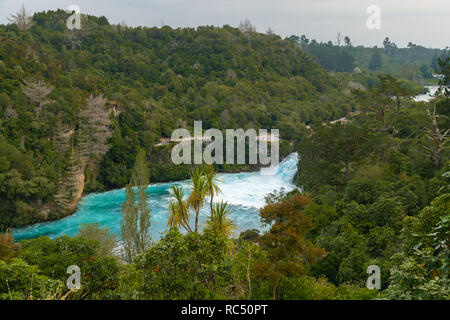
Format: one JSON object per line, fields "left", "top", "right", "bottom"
{"left": 195, "top": 208, "right": 199, "bottom": 232}
{"left": 434, "top": 146, "right": 441, "bottom": 169}
{"left": 247, "top": 250, "right": 252, "bottom": 299}
{"left": 426, "top": 104, "right": 448, "bottom": 169}
{"left": 272, "top": 277, "right": 280, "bottom": 300}
{"left": 380, "top": 109, "right": 385, "bottom": 132}
{"left": 210, "top": 193, "right": 214, "bottom": 217}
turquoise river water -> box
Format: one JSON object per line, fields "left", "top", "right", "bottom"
{"left": 13, "top": 153, "right": 299, "bottom": 241}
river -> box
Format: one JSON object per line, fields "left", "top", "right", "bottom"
{"left": 13, "top": 153, "right": 299, "bottom": 241}
{"left": 13, "top": 85, "right": 442, "bottom": 241}
{"left": 413, "top": 85, "right": 440, "bottom": 102}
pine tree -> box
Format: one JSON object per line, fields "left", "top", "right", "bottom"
{"left": 54, "top": 145, "right": 83, "bottom": 213}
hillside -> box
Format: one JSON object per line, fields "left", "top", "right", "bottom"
{"left": 289, "top": 35, "right": 449, "bottom": 83}
{"left": 0, "top": 7, "right": 449, "bottom": 302}
{"left": 0, "top": 10, "right": 354, "bottom": 228}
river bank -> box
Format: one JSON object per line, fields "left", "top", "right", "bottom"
{"left": 11, "top": 85, "right": 439, "bottom": 235}
{"left": 13, "top": 153, "right": 299, "bottom": 241}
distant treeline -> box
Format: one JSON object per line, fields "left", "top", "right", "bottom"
{"left": 288, "top": 34, "right": 449, "bottom": 82}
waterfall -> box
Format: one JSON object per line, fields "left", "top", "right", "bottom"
{"left": 13, "top": 153, "right": 299, "bottom": 240}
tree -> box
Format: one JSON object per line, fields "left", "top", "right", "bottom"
{"left": 77, "top": 223, "right": 117, "bottom": 257}
{"left": 334, "top": 123, "right": 374, "bottom": 181}
{"left": 288, "top": 35, "right": 300, "bottom": 44}
{"left": 437, "top": 57, "right": 449, "bottom": 96}
{"left": 256, "top": 194, "right": 326, "bottom": 299}
{"left": 336, "top": 32, "right": 342, "bottom": 46}
{"left": 22, "top": 79, "right": 54, "bottom": 120}
{"left": 0, "top": 259, "right": 62, "bottom": 300}
{"left": 300, "top": 35, "right": 309, "bottom": 46}
{"left": 52, "top": 117, "right": 72, "bottom": 155}
{"left": 354, "top": 78, "right": 399, "bottom": 132}
{"left": 369, "top": 51, "right": 382, "bottom": 70}
{"left": 53, "top": 145, "right": 83, "bottom": 213}
{"left": 0, "top": 228, "right": 17, "bottom": 262}
{"left": 383, "top": 37, "right": 391, "bottom": 49}
{"left": 188, "top": 169, "right": 208, "bottom": 232}
{"left": 204, "top": 166, "right": 221, "bottom": 216}
{"left": 344, "top": 36, "right": 352, "bottom": 47}
{"left": 79, "top": 94, "right": 112, "bottom": 161}
{"left": 238, "top": 18, "right": 256, "bottom": 36}
{"left": 337, "top": 49, "right": 355, "bottom": 72}
{"left": 8, "top": 5, "right": 33, "bottom": 31}
{"left": 383, "top": 37, "right": 397, "bottom": 56}
{"left": 379, "top": 75, "right": 415, "bottom": 113}
{"left": 206, "top": 201, "right": 235, "bottom": 238}
{"left": 17, "top": 236, "right": 119, "bottom": 299}
{"left": 419, "top": 64, "right": 432, "bottom": 79}
{"left": 386, "top": 195, "right": 450, "bottom": 299}
{"left": 132, "top": 149, "right": 151, "bottom": 254}
{"left": 134, "top": 229, "right": 231, "bottom": 299}
{"left": 121, "top": 149, "right": 151, "bottom": 262}
{"left": 78, "top": 94, "right": 112, "bottom": 187}
{"left": 298, "top": 123, "right": 375, "bottom": 190}
{"left": 121, "top": 184, "right": 138, "bottom": 263}
{"left": 232, "top": 239, "right": 261, "bottom": 299}
{"left": 168, "top": 185, "right": 192, "bottom": 232}
{"left": 423, "top": 103, "right": 449, "bottom": 169}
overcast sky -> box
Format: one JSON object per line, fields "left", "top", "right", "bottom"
{"left": 1, "top": 0, "right": 449, "bottom": 48}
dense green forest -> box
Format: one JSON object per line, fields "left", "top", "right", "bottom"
{"left": 289, "top": 34, "right": 449, "bottom": 83}
{"left": 0, "top": 9, "right": 449, "bottom": 300}
{"left": 0, "top": 10, "right": 435, "bottom": 228}
{"left": 1, "top": 10, "right": 357, "bottom": 228}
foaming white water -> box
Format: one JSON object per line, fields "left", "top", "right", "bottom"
{"left": 14, "top": 153, "right": 299, "bottom": 240}
{"left": 414, "top": 86, "right": 440, "bottom": 102}
{"left": 216, "top": 153, "right": 298, "bottom": 208}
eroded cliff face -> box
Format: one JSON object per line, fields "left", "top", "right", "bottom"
{"left": 36, "top": 166, "right": 85, "bottom": 223}
{"left": 67, "top": 169, "right": 85, "bottom": 214}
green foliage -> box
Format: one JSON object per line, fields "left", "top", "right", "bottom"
{"left": 295, "top": 67, "right": 449, "bottom": 296}
{"left": 301, "top": 41, "right": 355, "bottom": 73}
{"left": 369, "top": 51, "right": 382, "bottom": 71}
{"left": 0, "top": 10, "right": 346, "bottom": 227}
{"left": 17, "top": 236, "right": 119, "bottom": 299}
{"left": 133, "top": 229, "right": 232, "bottom": 299}
{"left": 276, "top": 276, "right": 378, "bottom": 300}
{"left": 386, "top": 195, "right": 450, "bottom": 299}
{"left": 0, "top": 228, "right": 17, "bottom": 262}
{"left": 0, "top": 258, "right": 62, "bottom": 300}
{"left": 206, "top": 201, "right": 236, "bottom": 238}
{"left": 297, "top": 123, "right": 377, "bottom": 190}
{"left": 296, "top": 35, "right": 448, "bottom": 83}
{"left": 76, "top": 223, "right": 117, "bottom": 257}
{"left": 256, "top": 194, "right": 326, "bottom": 299}
{"left": 1, "top": 9, "right": 449, "bottom": 300}
{"left": 121, "top": 149, "right": 151, "bottom": 262}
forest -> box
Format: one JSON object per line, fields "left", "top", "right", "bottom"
{"left": 0, "top": 9, "right": 449, "bottom": 300}
{"left": 290, "top": 33, "right": 448, "bottom": 83}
